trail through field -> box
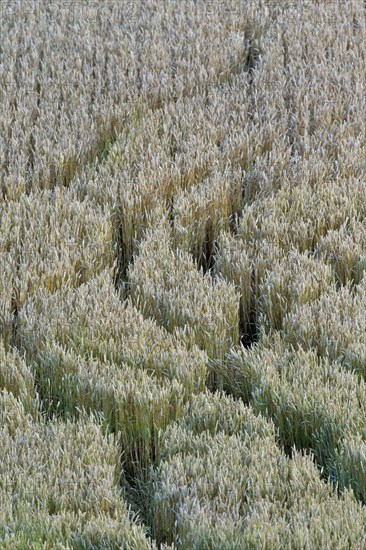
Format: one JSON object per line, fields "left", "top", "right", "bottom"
{"left": 1, "top": 1, "right": 366, "bottom": 548}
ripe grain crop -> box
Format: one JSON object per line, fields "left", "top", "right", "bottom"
{"left": 215, "top": 335, "right": 366, "bottom": 491}
{"left": 18, "top": 270, "right": 207, "bottom": 393}
{"left": 1, "top": 0, "right": 366, "bottom": 547}
{"left": 128, "top": 217, "right": 239, "bottom": 364}
{"left": 0, "top": 390, "right": 154, "bottom": 549}
{"left": 149, "top": 391, "right": 366, "bottom": 548}
{"left": 283, "top": 277, "right": 366, "bottom": 378}
{"left": 0, "top": 341, "right": 38, "bottom": 412}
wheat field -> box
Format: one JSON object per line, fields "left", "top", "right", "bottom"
{"left": 1, "top": 0, "right": 366, "bottom": 548}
